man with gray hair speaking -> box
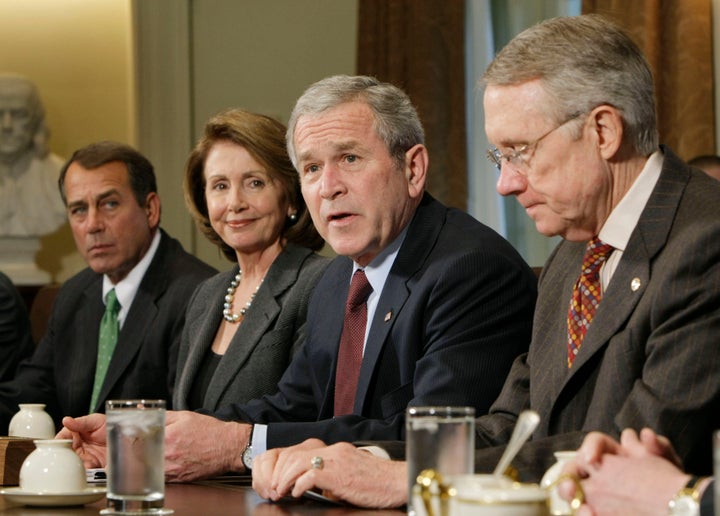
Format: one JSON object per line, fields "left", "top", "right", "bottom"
{"left": 250, "top": 15, "right": 720, "bottom": 508}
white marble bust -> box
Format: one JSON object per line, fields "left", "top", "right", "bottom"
{"left": 0, "top": 73, "right": 66, "bottom": 238}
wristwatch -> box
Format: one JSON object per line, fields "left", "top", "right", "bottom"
{"left": 241, "top": 443, "right": 253, "bottom": 470}
{"left": 241, "top": 426, "right": 254, "bottom": 470}
{"left": 668, "top": 475, "right": 704, "bottom": 516}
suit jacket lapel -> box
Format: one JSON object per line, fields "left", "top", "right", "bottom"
{"left": 554, "top": 148, "right": 688, "bottom": 399}
{"left": 174, "top": 279, "right": 224, "bottom": 409}
{"left": 204, "top": 246, "right": 312, "bottom": 410}
{"left": 206, "top": 290, "right": 279, "bottom": 410}
{"left": 75, "top": 280, "right": 105, "bottom": 413}
{"left": 317, "top": 258, "right": 353, "bottom": 419}
{"left": 530, "top": 241, "right": 582, "bottom": 417}
{"left": 93, "top": 234, "right": 169, "bottom": 411}
{"left": 204, "top": 255, "right": 300, "bottom": 409}
{"left": 354, "top": 273, "right": 411, "bottom": 414}
{"left": 355, "top": 194, "right": 443, "bottom": 413}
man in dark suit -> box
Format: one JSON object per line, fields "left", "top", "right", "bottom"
{"left": 59, "top": 76, "right": 537, "bottom": 481}
{"left": 0, "top": 270, "right": 34, "bottom": 382}
{"left": 249, "top": 15, "right": 720, "bottom": 508}
{"left": 0, "top": 141, "right": 216, "bottom": 431}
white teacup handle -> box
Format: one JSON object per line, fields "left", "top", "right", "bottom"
{"left": 545, "top": 473, "right": 585, "bottom": 514}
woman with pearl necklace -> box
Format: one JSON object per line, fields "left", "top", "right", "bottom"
{"left": 173, "top": 108, "right": 329, "bottom": 412}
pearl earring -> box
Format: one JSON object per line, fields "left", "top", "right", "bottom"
{"left": 289, "top": 213, "right": 298, "bottom": 222}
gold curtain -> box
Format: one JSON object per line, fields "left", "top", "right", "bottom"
{"left": 357, "top": 0, "right": 467, "bottom": 209}
{"left": 582, "top": 0, "right": 715, "bottom": 161}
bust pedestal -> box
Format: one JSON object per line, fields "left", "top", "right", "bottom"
{"left": 0, "top": 237, "right": 51, "bottom": 285}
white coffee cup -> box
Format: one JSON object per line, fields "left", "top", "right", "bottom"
{"left": 8, "top": 403, "right": 56, "bottom": 439}
{"left": 541, "top": 451, "right": 579, "bottom": 515}
{"left": 415, "top": 471, "right": 583, "bottom": 516}
{"left": 19, "top": 439, "right": 87, "bottom": 493}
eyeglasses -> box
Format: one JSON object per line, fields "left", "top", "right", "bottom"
{"left": 486, "top": 113, "right": 582, "bottom": 173}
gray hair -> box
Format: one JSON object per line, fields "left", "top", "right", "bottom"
{"left": 482, "top": 14, "right": 658, "bottom": 155}
{"left": 286, "top": 75, "right": 425, "bottom": 170}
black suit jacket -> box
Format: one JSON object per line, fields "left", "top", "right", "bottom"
{"left": 464, "top": 147, "right": 720, "bottom": 481}
{"left": 0, "top": 230, "right": 216, "bottom": 430}
{"left": 214, "top": 193, "right": 537, "bottom": 448}
{"left": 0, "top": 271, "right": 34, "bottom": 382}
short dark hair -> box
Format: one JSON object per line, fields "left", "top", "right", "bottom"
{"left": 58, "top": 141, "right": 158, "bottom": 208}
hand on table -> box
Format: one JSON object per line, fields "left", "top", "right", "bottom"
{"left": 558, "top": 428, "right": 691, "bottom": 516}
{"left": 164, "top": 410, "right": 250, "bottom": 482}
{"left": 572, "top": 427, "right": 682, "bottom": 467}
{"left": 252, "top": 438, "right": 407, "bottom": 509}
{"left": 57, "top": 413, "right": 108, "bottom": 468}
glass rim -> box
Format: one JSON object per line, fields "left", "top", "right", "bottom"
{"left": 105, "top": 399, "right": 166, "bottom": 410}
{"left": 406, "top": 405, "right": 475, "bottom": 417}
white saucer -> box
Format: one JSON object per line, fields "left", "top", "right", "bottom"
{"left": 0, "top": 486, "right": 106, "bottom": 506}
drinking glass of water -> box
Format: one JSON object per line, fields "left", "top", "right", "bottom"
{"left": 101, "top": 399, "right": 173, "bottom": 515}
{"left": 406, "top": 406, "right": 475, "bottom": 515}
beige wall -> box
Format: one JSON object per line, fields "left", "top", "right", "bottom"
{"left": 0, "top": 0, "right": 357, "bottom": 282}
{"left": 0, "top": 0, "right": 135, "bottom": 282}
{"left": 189, "top": 0, "right": 357, "bottom": 269}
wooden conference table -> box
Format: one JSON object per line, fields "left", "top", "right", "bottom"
{"left": 0, "top": 479, "right": 403, "bottom": 515}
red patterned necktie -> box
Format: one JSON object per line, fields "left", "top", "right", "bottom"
{"left": 567, "top": 238, "right": 613, "bottom": 367}
{"left": 334, "top": 269, "right": 373, "bottom": 416}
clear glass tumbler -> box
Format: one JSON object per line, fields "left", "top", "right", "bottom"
{"left": 406, "top": 406, "right": 475, "bottom": 515}
{"left": 102, "top": 399, "right": 173, "bottom": 515}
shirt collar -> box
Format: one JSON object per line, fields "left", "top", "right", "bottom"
{"left": 352, "top": 225, "right": 408, "bottom": 302}
{"left": 599, "top": 149, "right": 663, "bottom": 251}
{"left": 102, "top": 230, "right": 161, "bottom": 326}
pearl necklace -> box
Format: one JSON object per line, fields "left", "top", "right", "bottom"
{"left": 223, "top": 270, "right": 264, "bottom": 323}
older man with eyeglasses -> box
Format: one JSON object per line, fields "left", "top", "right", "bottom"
{"left": 477, "top": 10, "right": 720, "bottom": 480}
{"left": 249, "top": 14, "right": 720, "bottom": 510}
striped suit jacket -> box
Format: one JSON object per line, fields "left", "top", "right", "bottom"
{"left": 471, "top": 146, "right": 720, "bottom": 480}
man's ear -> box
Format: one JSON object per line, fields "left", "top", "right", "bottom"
{"left": 404, "top": 144, "right": 428, "bottom": 199}
{"left": 589, "top": 105, "right": 624, "bottom": 160}
{"left": 145, "top": 192, "right": 161, "bottom": 229}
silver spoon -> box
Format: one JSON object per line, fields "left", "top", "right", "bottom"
{"left": 492, "top": 409, "right": 541, "bottom": 477}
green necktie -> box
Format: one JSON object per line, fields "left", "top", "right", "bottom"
{"left": 90, "top": 289, "right": 120, "bottom": 411}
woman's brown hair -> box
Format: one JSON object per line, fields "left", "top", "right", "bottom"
{"left": 184, "top": 108, "right": 324, "bottom": 261}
